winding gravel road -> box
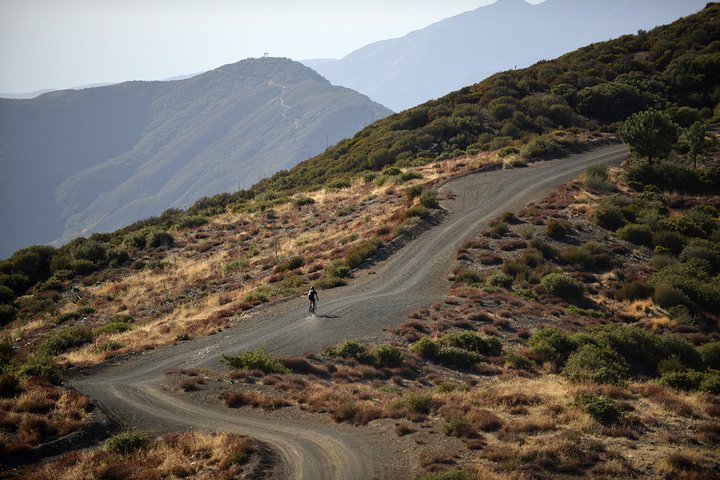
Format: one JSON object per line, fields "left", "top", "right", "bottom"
{"left": 70, "top": 144, "right": 628, "bottom": 479}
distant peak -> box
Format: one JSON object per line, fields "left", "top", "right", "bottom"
{"left": 490, "top": 0, "right": 531, "bottom": 7}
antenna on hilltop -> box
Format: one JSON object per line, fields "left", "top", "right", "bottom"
{"left": 263, "top": 52, "right": 269, "bottom": 58}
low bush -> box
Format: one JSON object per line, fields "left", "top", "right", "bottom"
{"left": 562, "top": 344, "right": 631, "bottom": 384}
{"left": 437, "top": 331, "right": 502, "bottom": 356}
{"left": 370, "top": 344, "right": 404, "bottom": 367}
{"left": 419, "top": 190, "right": 439, "bottom": 209}
{"left": 410, "top": 337, "right": 438, "bottom": 358}
{"left": 529, "top": 237, "right": 557, "bottom": 259}
{"left": 614, "top": 280, "right": 654, "bottom": 301}
{"left": 546, "top": 220, "right": 568, "bottom": 240}
{"left": 572, "top": 393, "right": 623, "bottom": 425}
{"left": 104, "top": 430, "right": 151, "bottom": 454}
{"left": 345, "top": 238, "right": 383, "bottom": 268}
{"left": 221, "top": 346, "right": 290, "bottom": 374}
{"left": 506, "top": 352, "right": 535, "bottom": 370}
{"left": 0, "top": 304, "right": 18, "bottom": 325}
{"left": 529, "top": 327, "right": 577, "bottom": 365}
{"left": 658, "top": 370, "right": 704, "bottom": 391}
{"left": 40, "top": 326, "right": 93, "bottom": 356}
{"left": 18, "top": 356, "right": 62, "bottom": 384}
{"left": 616, "top": 223, "right": 653, "bottom": 245}
{"left": 147, "top": 230, "right": 174, "bottom": 248}
{"left": 92, "top": 321, "right": 131, "bottom": 337}
{"left": 405, "top": 205, "right": 430, "bottom": 219}
{"left": 594, "top": 204, "right": 627, "bottom": 231}
{"left": 456, "top": 269, "right": 482, "bottom": 285}
{"left": 652, "top": 230, "right": 686, "bottom": 255}
{"left": 488, "top": 271, "right": 514, "bottom": 289}
{"left": 541, "top": 273, "right": 585, "bottom": 300}
{"left": 435, "top": 346, "right": 483, "bottom": 368}
{"left": 698, "top": 342, "right": 720, "bottom": 370}
{"left": 653, "top": 283, "right": 692, "bottom": 308}
{"left": 404, "top": 392, "right": 435, "bottom": 414}
{"left": 584, "top": 163, "right": 612, "bottom": 191}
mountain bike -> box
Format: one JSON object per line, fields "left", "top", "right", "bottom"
{"left": 308, "top": 300, "right": 317, "bottom": 316}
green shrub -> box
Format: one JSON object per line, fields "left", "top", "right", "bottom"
{"left": 124, "top": 232, "right": 147, "bottom": 249}
{"left": 328, "top": 340, "right": 373, "bottom": 364}
{"left": 410, "top": 337, "right": 438, "bottom": 358}
{"left": 541, "top": 273, "right": 585, "bottom": 300}
{"left": 546, "top": 220, "right": 568, "bottom": 240}
{"left": 529, "top": 328, "right": 578, "bottom": 365}
{"left": 104, "top": 430, "right": 150, "bottom": 454}
{"left": 492, "top": 222, "right": 509, "bottom": 235}
{"left": 488, "top": 272, "right": 513, "bottom": 289}
{"left": 698, "top": 342, "right": 720, "bottom": 370}
{"left": 19, "top": 356, "right": 62, "bottom": 384}
{"left": 435, "top": 346, "right": 483, "bottom": 368}
{"left": 438, "top": 331, "right": 502, "bottom": 356}
{"left": 276, "top": 256, "right": 304, "bottom": 272}
{"left": 594, "top": 204, "right": 626, "bottom": 231}
{"left": 700, "top": 370, "right": 720, "bottom": 394}
{"left": 653, "top": 283, "right": 692, "bottom": 308}
{"left": 221, "top": 346, "right": 290, "bottom": 374}
{"left": 521, "top": 135, "right": 563, "bottom": 160}
{"left": 584, "top": 163, "right": 612, "bottom": 191}
{"left": 0, "top": 304, "right": 17, "bottom": 326}
{"left": 572, "top": 393, "right": 623, "bottom": 425}
{"left": 0, "top": 285, "right": 15, "bottom": 304}
{"left": 562, "top": 344, "right": 631, "bottom": 384}
{"left": 404, "top": 392, "right": 435, "bottom": 414}
{"left": 456, "top": 269, "right": 482, "bottom": 285}
{"left": 369, "top": 344, "right": 404, "bottom": 367}
{"left": 614, "top": 280, "right": 654, "bottom": 301}
{"left": 175, "top": 215, "right": 208, "bottom": 229}
{"left": 616, "top": 223, "right": 654, "bottom": 245}
{"left": 326, "top": 259, "right": 351, "bottom": 279}
{"left": 419, "top": 190, "right": 439, "bottom": 209}
{"left": 40, "top": 326, "right": 93, "bottom": 356}
{"left": 529, "top": 237, "right": 557, "bottom": 259}
{"left": 293, "top": 196, "right": 315, "bottom": 208}
{"left": 652, "top": 230, "right": 686, "bottom": 255}
{"left": 405, "top": 205, "right": 430, "bottom": 219}
{"left": 147, "top": 230, "right": 174, "bottom": 248}
{"left": 345, "top": 238, "right": 383, "bottom": 268}
{"left": 405, "top": 185, "right": 424, "bottom": 200}
{"left": 559, "top": 243, "right": 611, "bottom": 270}
{"left": 96, "top": 341, "right": 124, "bottom": 353}
{"left": 658, "top": 370, "right": 704, "bottom": 391}
{"left": 506, "top": 352, "right": 535, "bottom": 370}
{"left": 92, "top": 321, "right": 131, "bottom": 337}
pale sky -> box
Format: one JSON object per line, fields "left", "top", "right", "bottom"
{"left": 0, "top": 0, "right": 545, "bottom": 94}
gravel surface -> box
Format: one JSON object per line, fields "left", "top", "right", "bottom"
{"left": 69, "top": 144, "right": 628, "bottom": 479}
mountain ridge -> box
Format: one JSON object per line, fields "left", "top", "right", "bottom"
{"left": 0, "top": 57, "right": 391, "bottom": 257}
{"left": 308, "top": 0, "right": 709, "bottom": 111}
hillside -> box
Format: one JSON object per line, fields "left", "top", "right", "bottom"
{"left": 0, "top": 57, "right": 391, "bottom": 257}
{"left": 308, "top": 0, "right": 709, "bottom": 111}
{"left": 2, "top": 5, "right": 720, "bottom": 477}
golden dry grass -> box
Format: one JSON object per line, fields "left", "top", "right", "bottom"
{"left": 22, "top": 431, "right": 259, "bottom": 480}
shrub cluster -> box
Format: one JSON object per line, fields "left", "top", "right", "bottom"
{"left": 221, "top": 346, "right": 290, "bottom": 374}
{"left": 410, "top": 331, "right": 501, "bottom": 369}
{"left": 328, "top": 340, "right": 404, "bottom": 368}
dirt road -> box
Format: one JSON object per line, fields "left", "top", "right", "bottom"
{"left": 70, "top": 144, "right": 628, "bottom": 479}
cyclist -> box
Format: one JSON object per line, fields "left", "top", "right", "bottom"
{"left": 307, "top": 287, "right": 319, "bottom": 315}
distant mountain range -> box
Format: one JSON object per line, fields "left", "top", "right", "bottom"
{"left": 306, "top": 0, "right": 709, "bottom": 111}
{"left": 0, "top": 58, "right": 391, "bottom": 257}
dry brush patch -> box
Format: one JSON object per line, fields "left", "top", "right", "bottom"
{"left": 0, "top": 378, "right": 91, "bottom": 456}
{"left": 20, "top": 430, "right": 263, "bottom": 480}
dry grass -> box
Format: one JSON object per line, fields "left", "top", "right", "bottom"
{"left": 0, "top": 379, "right": 91, "bottom": 455}
{"left": 22, "top": 431, "right": 260, "bottom": 480}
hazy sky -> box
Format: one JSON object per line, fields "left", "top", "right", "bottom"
{"left": 0, "top": 0, "right": 546, "bottom": 93}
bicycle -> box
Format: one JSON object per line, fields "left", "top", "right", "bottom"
{"left": 308, "top": 300, "right": 317, "bottom": 316}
